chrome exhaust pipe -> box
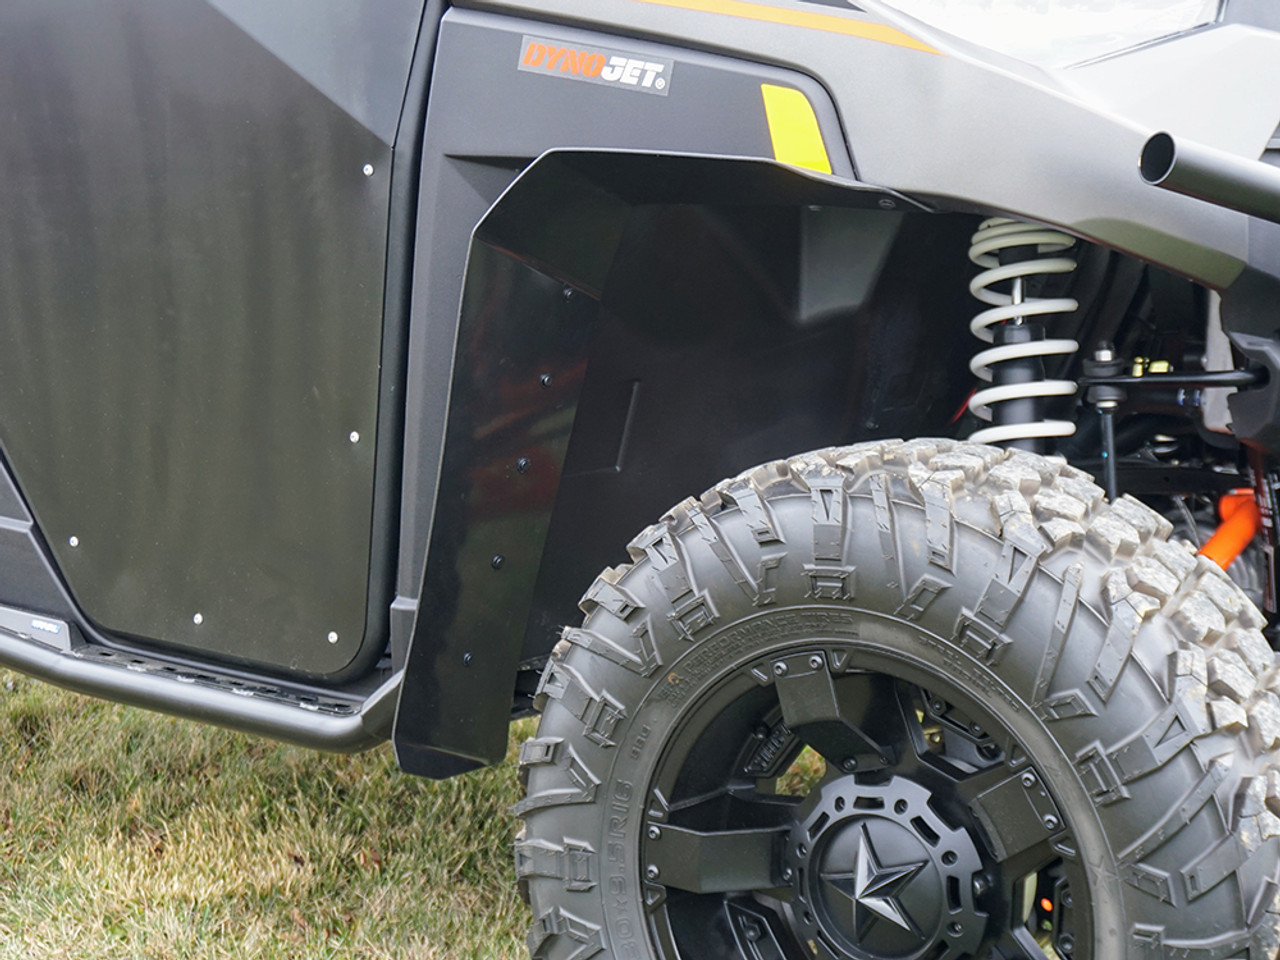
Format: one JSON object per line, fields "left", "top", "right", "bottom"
{"left": 1140, "top": 131, "right": 1280, "bottom": 226}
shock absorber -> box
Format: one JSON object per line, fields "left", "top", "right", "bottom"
{"left": 966, "top": 218, "right": 1081, "bottom": 450}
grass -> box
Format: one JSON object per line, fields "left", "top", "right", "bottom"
{"left": 0, "top": 672, "right": 533, "bottom": 959}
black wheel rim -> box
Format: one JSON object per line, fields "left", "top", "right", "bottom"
{"left": 640, "top": 632, "right": 1092, "bottom": 960}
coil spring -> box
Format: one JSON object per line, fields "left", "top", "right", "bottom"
{"left": 967, "top": 217, "right": 1080, "bottom": 445}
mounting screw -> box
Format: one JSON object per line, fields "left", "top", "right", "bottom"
{"left": 753, "top": 724, "right": 770, "bottom": 740}
{"left": 491, "top": 554, "right": 505, "bottom": 570}
{"left": 878, "top": 198, "right": 896, "bottom": 210}
{"left": 1062, "top": 892, "right": 1074, "bottom": 908}
{"left": 1059, "top": 936, "right": 1075, "bottom": 956}
{"left": 645, "top": 865, "right": 659, "bottom": 881}
{"left": 781, "top": 865, "right": 793, "bottom": 881}
{"left": 841, "top": 758, "right": 857, "bottom": 772}
{"left": 349, "top": 431, "right": 360, "bottom": 444}
{"left": 193, "top": 613, "right": 204, "bottom": 625}
{"left": 947, "top": 922, "right": 963, "bottom": 937}
{"left": 743, "top": 922, "right": 763, "bottom": 942}
{"left": 808, "top": 655, "right": 824, "bottom": 670}
{"left": 516, "top": 457, "right": 531, "bottom": 473}
{"left": 978, "top": 742, "right": 1000, "bottom": 760}
{"left": 68, "top": 536, "right": 79, "bottom": 548}
{"left": 930, "top": 699, "right": 946, "bottom": 713}
{"left": 968, "top": 722, "right": 983, "bottom": 735}
{"left": 972, "top": 875, "right": 989, "bottom": 897}
{"left": 462, "top": 652, "right": 474, "bottom": 666}
{"left": 1021, "top": 771, "right": 1037, "bottom": 788}
{"left": 1043, "top": 814, "right": 1060, "bottom": 831}
{"left": 362, "top": 163, "right": 374, "bottom": 177}
{"left": 773, "top": 662, "right": 788, "bottom": 676}
{"left": 647, "top": 825, "right": 661, "bottom": 840}
{"left": 327, "top": 631, "right": 339, "bottom": 644}
{"left": 562, "top": 286, "right": 575, "bottom": 301}
{"left": 539, "top": 373, "right": 553, "bottom": 388}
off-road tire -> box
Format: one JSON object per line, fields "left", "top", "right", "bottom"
{"left": 516, "top": 439, "right": 1280, "bottom": 960}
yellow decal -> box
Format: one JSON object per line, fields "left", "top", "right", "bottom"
{"left": 761, "top": 84, "right": 832, "bottom": 174}
{"left": 626, "top": 0, "right": 938, "bottom": 54}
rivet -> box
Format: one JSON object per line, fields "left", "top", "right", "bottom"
{"left": 193, "top": 613, "right": 204, "bottom": 625}
{"left": 349, "top": 431, "right": 360, "bottom": 444}
{"left": 808, "top": 654, "right": 824, "bottom": 669}
{"left": 878, "top": 198, "right": 896, "bottom": 210}
{"left": 841, "top": 758, "right": 857, "bottom": 772}
{"left": 947, "top": 922, "right": 963, "bottom": 937}
{"left": 1043, "top": 814, "right": 1060, "bottom": 830}
{"left": 462, "top": 652, "right": 474, "bottom": 666}
{"left": 1059, "top": 935, "right": 1075, "bottom": 955}
{"left": 968, "top": 722, "right": 983, "bottom": 735}
{"left": 647, "top": 825, "right": 661, "bottom": 840}
{"left": 539, "top": 373, "right": 553, "bottom": 388}
{"left": 562, "top": 286, "right": 574, "bottom": 301}
{"left": 516, "top": 457, "right": 531, "bottom": 473}
{"left": 773, "top": 662, "right": 787, "bottom": 676}
{"left": 491, "top": 554, "right": 505, "bottom": 570}
{"left": 645, "top": 865, "right": 659, "bottom": 881}
{"left": 781, "top": 865, "right": 793, "bottom": 881}
{"left": 1021, "top": 771, "right": 1037, "bottom": 788}
{"left": 68, "top": 536, "right": 80, "bottom": 548}
{"left": 362, "top": 163, "right": 374, "bottom": 177}
{"left": 327, "top": 631, "right": 339, "bottom": 644}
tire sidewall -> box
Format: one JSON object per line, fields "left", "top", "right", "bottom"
{"left": 572, "top": 604, "right": 1127, "bottom": 960}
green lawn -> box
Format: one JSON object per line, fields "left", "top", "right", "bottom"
{"left": 0, "top": 673, "right": 532, "bottom": 959}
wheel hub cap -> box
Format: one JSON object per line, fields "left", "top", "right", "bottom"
{"left": 789, "top": 776, "right": 987, "bottom": 960}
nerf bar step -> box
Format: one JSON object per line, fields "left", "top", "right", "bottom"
{"left": 0, "top": 604, "right": 397, "bottom": 752}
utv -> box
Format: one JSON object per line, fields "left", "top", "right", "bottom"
{"left": 4, "top": 0, "right": 1280, "bottom": 957}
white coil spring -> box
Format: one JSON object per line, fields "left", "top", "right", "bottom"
{"left": 966, "top": 217, "right": 1080, "bottom": 445}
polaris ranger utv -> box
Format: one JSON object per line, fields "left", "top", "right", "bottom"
{"left": 4, "top": 0, "right": 1280, "bottom": 957}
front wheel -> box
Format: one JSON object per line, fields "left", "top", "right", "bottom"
{"left": 516, "top": 439, "right": 1280, "bottom": 960}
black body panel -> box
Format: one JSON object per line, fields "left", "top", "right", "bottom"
{"left": 394, "top": 152, "right": 974, "bottom": 775}
{"left": 392, "top": 9, "right": 853, "bottom": 665}
{"left": 0, "top": 0, "right": 425, "bottom": 678}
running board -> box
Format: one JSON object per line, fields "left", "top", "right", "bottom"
{"left": 0, "top": 604, "right": 397, "bottom": 753}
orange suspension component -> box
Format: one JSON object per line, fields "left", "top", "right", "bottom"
{"left": 1199, "top": 490, "right": 1263, "bottom": 571}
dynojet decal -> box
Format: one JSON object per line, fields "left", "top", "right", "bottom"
{"left": 518, "top": 36, "right": 674, "bottom": 96}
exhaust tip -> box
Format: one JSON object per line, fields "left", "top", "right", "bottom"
{"left": 1140, "top": 131, "right": 1176, "bottom": 185}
